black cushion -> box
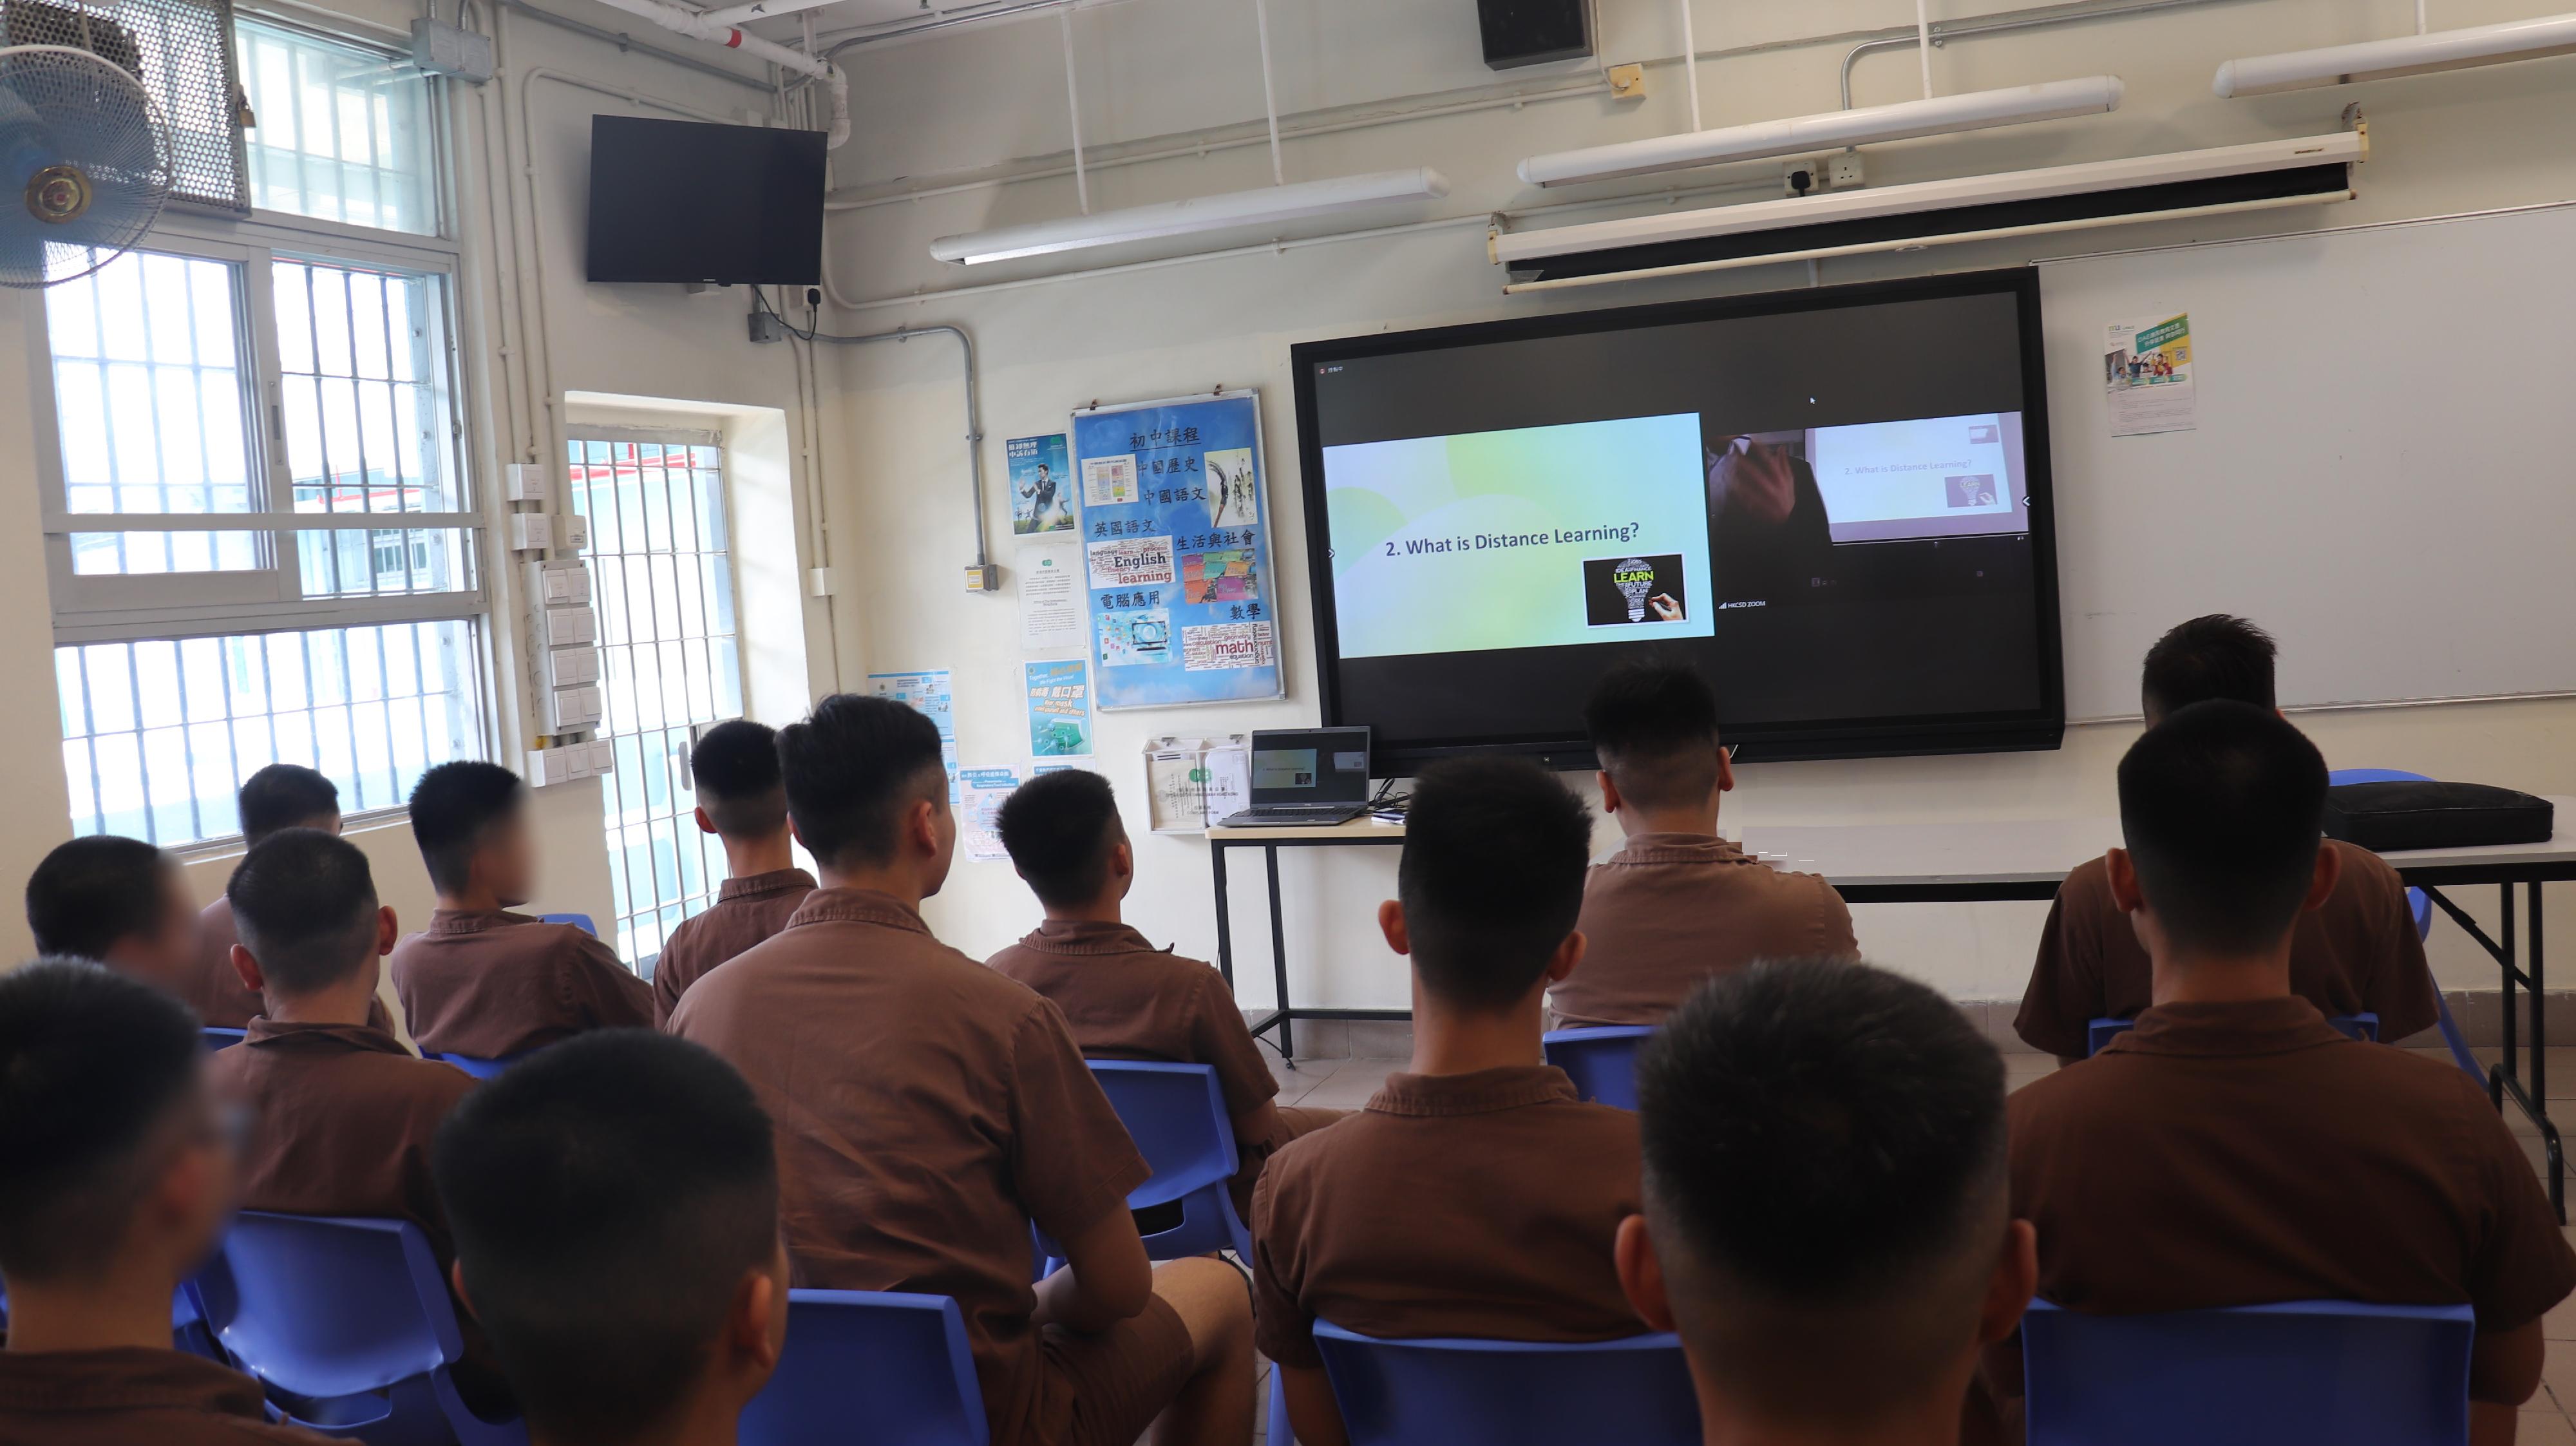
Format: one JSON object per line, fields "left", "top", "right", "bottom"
{"left": 2322, "top": 781, "right": 2555, "bottom": 852}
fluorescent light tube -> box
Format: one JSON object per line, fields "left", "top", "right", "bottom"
{"left": 929, "top": 167, "right": 1452, "bottom": 265}
{"left": 1517, "top": 75, "right": 2125, "bottom": 188}
{"left": 2215, "top": 11, "right": 2576, "bottom": 97}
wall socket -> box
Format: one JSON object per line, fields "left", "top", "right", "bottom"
{"left": 1781, "top": 158, "right": 1828, "bottom": 198}
{"left": 1828, "top": 151, "right": 1867, "bottom": 191}
{"left": 748, "top": 310, "right": 790, "bottom": 344}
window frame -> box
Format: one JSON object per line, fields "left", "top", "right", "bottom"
{"left": 35, "top": 17, "right": 500, "bottom": 848}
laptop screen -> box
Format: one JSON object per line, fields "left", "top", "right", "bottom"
{"left": 1249, "top": 727, "right": 1371, "bottom": 806}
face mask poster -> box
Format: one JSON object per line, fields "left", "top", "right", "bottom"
{"left": 1071, "top": 391, "right": 1285, "bottom": 710}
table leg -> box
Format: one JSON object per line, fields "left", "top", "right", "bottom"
{"left": 1211, "top": 839, "right": 1233, "bottom": 991}
{"left": 2425, "top": 882, "right": 2564, "bottom": 1222}
{"left": 1267, "top": 845, "right": 1293, "bottom": 1061}
{"left": 2534, "top": 883, "right": 2561, "bottom": 1217}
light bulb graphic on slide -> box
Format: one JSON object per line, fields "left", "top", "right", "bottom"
{"left": 1614, "top": 558, "right": 1656, "bottom": 622}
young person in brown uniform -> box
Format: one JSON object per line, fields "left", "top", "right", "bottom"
{"left": 1619, "top": 958, "right": 2036, "bottom": 1446}
{"left": 390, "top": 761, "right": 651, "bottom": 1060}
{"left": 652, "top": 719, "right": 815, "bottom": 1028}
{"left": 0, "top": 960, "right": 334, "bottom": 1445}
{"left": 192, "top": 765, "right": 348, "bottom": 1031}
{"left": 1992, "top": 703, "right": 2575, "bottom": 1443}
{"left": 24, "top": 834, "right": 203, "bottom": 1000}
{"left": 668, "top": 694, "right": 1255, "bottom": 1446}
{"left": 433, "top": 1031, "right": 788, "bottom": 1446}
{"left": 987, "top": 768, "right": 1342, "bottom": 1221}
{"left": 1253, "top": 756, "right": 1645, "bottom": 1446}
{"left": 1550, "top": 663, "right": 1856, "bottom": 1029}
{"left": 2014, "top": 615, "right": 2437, "bottom": 1062}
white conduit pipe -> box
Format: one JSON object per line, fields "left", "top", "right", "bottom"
{"left": 583, "top": 0, "right": 850, "bottom": 146}
{"left": 1679, "top": 0, "right": 1701, "bottom": 131}
{"left": 1061, "top": 8, "right": 1090, "bottom": 213}
{"left": 1253, "top": 0, "right": 1284, "bottom": 184}
{"left": 1916, "top": 0, "right": 1935, "bottom": 97}
{"left": 2418, "top": 0, "right": 2429, "bottom": 34}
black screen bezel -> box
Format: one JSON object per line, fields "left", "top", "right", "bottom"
{"left": 1289, "top": 266, "right": 2065, "bottom": 773}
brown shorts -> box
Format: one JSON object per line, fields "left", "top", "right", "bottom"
{"left": 1034, "top": 1293, "right": 1195, "bottom": 1446}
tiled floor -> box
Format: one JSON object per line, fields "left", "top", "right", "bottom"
{"left": 1256, "top": 1043, "right": 2576, "bottom": 1437}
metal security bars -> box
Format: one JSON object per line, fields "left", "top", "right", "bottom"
{"left": 236, "top": 19, "right": 439, "bottom": 236}
{"left": 566, "top": 435, "right": 746, "bottom": 967}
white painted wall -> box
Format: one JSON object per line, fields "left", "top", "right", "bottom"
{"left": 814, "top": 0, "right": 2576, "bottom": 1010}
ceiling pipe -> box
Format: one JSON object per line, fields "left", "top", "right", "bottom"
{"left": 582, "top": 0, "right": 850, "bottom": 144}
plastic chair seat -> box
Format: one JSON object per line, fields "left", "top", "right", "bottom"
{"left": 1310, "top": 1320, "right": 1699, "bottom": 1446}
{"left": 1540, "top": 1026, "right": 1654, "bottom": 1110}
{"left": 2022, "top": 1298, "right": 2473, "bottom": 1445}
{"left": 1042, "top": 1061, "right": 1251, "bottom": 1270}
{"left": 740, "top": 1289, "right": 988, "bottom": 1446}
{"left": 196, "top": 1212, "right": 524, "bottom": 1445}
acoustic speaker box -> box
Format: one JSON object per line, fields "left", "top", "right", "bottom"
{"left": 1475, "top": 0, "right": 1592, "bottom": 70}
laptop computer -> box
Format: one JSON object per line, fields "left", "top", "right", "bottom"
{"left": 1217, "top": 726, "right": 1373, "bottom": 828}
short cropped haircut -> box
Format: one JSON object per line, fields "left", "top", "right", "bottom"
{"left": 775, "top": 694, "right": 945, "bottom": 870}
{"left": 407, "top": 761, "right": 526, "bottom": 895}
{"left": 994, "top": 770, "right": 1122, "bottom": 909}
{"left": 1637, "top": 957, "right": 2006, "bottom": 1417}
{"left": 433, "top": 1031, "right": 778, "bottom": 1441}
{"left": 0, "top": 959, "right": 207, "bottom": 1284}
{"left": 1397, "top": 756, "right": 1592, "bottom": 1010}
{"left": 25, "top": 835, "right": 178, "bottom": 962}
{"left": 227, "top": 830, "right": 381, "bottom": 997}
{"left": 237, "top": 764, "right": 341, "bottom": 846}
{"left": 691, "top": 721, "right": 788, "bottom": 839}
{"left": 2118, "top": 699, "right": 2328, "bottom": 956}
{"left": 2141, "top": 614, "right": 2277, "bottom": 722}
{"left": 1585, "top": 663, "right": 1723, "bottom": 813}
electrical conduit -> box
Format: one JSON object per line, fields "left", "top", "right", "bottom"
{"left": 580, "top": 0, "right": 851, "bottom": 145}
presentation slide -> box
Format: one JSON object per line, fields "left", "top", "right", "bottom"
{"left": 1323, "top": 414, "right": 1714, "bottom": 661}
{"left": 1804, "top": 412, "right": 2027, "bottom": 544}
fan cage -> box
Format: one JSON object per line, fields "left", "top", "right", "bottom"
{"left": 0, "top": 0, "right": 244, "bottom": 213}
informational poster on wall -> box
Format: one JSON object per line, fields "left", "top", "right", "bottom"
{"left": 1010, "top": 433, "right": 1075, "bottom": 535}
{"left": 1142, "top": 734, "right": 1251, "bottom": 833}
{"left": 866, "top": 669, "right": 960, "bottom": 801}
{"left": 1017, "top": 536, "right": 1086, "bottom": 654}
{"left": 2105, "top": 311, "right": 2197, "bottom": 437}
{"left": 1070, "top": 391, "right": 1285, "bottom": 710}
{"left": 1025, "top": 659, "right": 1092, "bottom": 757}
{"left": 957, "top": 766, "right": 1019, "bottom": 862}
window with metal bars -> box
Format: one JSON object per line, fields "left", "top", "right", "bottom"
{"left": 567, "top": 435, "right": 747, "bottom": 969}
{"left": 37, "top": 21, "right": 484, "bottom": 849}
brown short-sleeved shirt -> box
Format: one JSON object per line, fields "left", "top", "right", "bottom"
{"left": 204, "top": 1018, "right": 476, "bottom": 1265}
{"left": 2013, "top": 841, "right": 2438, "bottom": 1057}
{"left": 652, "top": 868, "right": 815, "bottom": 1028}
{"left": 985, "top": 920, "right": 1278, "bottom": 1119}
{"left": 0, "top": 1347, "right": 334, "bottom": 1445}
{"left": 2002, "top": 997, "right": 2573, "bottom": 1371}
{"left": 668, "top": 888, "right": 1151, "bottom": 1446}
{"left": 1251, "top": 1065, "right": 1643, "bottom": 1368}
{"left": 189, "top": 899, "right": 394, "bottom": 1036}
{"left": 390, "top": 908, "right": 650, "bottom": 1059}
{"left": 1550, "top": 833, "right": 1857, "bottom": 1028}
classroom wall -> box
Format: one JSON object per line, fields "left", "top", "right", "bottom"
{"left": 814, "top": 0, "right": 2576, "bottom": 1011}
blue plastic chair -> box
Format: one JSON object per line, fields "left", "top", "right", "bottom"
{"left": 433, "top": 1052, "right": 527, "bottom": 1080}
{"left": 739, "top": 1289, "right": 987, "bottom": 1446}
{"left": 195, "top": 1212, "right": 526, "bottom": 1446}
{"left": 1309, "top": 1320, "right": 1699, "bottom": 1446}
{"left": 538, "top": 912, "right": 597, "bottom": 936}
{"left": 2021, "top": 1298, "right": 2473, "bottom": 1446}
{"left": 2089, "top": 1013, "right": 2376, "bottom": 1056}
{"left": 1540, "top": 1026, "right": 1655, "bottom": 1110}
{"left": 202, "top": 1026, "right": 249, "bottom": 1051}
{"left": 1040, "top": 1061, "right": 1251, "bottom": 1273}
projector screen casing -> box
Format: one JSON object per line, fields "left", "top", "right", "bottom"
{"left": 1290, "top": 268, "right": 2065, "bottom": 773}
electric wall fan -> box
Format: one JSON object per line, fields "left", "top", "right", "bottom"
{"left": 0, "top": 40, "right": 172, "bottom": 288}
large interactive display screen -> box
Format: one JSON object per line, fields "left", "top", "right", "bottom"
{"left": 1291, "top": 269, "right": 2063, "bottom": 768}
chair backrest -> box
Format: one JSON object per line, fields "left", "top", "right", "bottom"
{"left": 1084, "top": 1061, "right": 1238, "bottom": 1208}
{"left": 538, "top": 912, "right": 598, "bottom": 937}
{"left": 198, "top": 1213, "right": 460, "bottom": 1402}
{"left": 2021, "top": 1299, "right": 2474, "bottom": 1446}
{"left": 2328, "top": 768, "right": 2434, "bottom": 787}
{"left": 1540, "top": 1026, "right": 1654, "bottom": 1110}
{"left": 740, "top": 1289, "right": 989, "bottom": 1446}
{"left": 202, "top": 1026, "right": 249, "bottom": 1051}
{"left": 436, "top": 1052, "right": 524, "bottom": 1080}
{"left": 1311, "top": 1320, "right": 1699, "bottom": 1446}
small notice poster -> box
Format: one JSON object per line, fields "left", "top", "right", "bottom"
{"left": 1025, "top": 659, "right": 1092, "bottom": 757}
{"left": 1009, "top": 433, "right": 1075, "bottom": 535}
{"left": 958, "top": 766, "right": 1019, "bottom": 863}
{"left": 1017, "top": 537, "right": 1084, "bottom": 654}
{"left": 2105, "top": 312, "right": 2197, "bottom": 437}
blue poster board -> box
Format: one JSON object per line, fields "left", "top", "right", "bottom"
{"left": 1070, "top": 392, "right": 1285, "bottom": 710}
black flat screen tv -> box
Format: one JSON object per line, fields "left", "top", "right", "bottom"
{"left": 585, "top": 116, "right": 826, "bottom": 286}
{"left": 1290, "top": 267, "right": 2064, "bottom": 771}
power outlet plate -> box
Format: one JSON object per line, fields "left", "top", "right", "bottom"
{"left": 748, "top": 310, "right": 790, "bottom": 344}
{"left": 1781, "top": 158, "right": 1828, "bottom": 198}
{"left": 1828, "top": 151, "right": 1866, "bottom": 191}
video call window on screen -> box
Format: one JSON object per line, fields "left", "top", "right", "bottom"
{"left": 1291, "top": 269, "right": 2065, "bottom": 768}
